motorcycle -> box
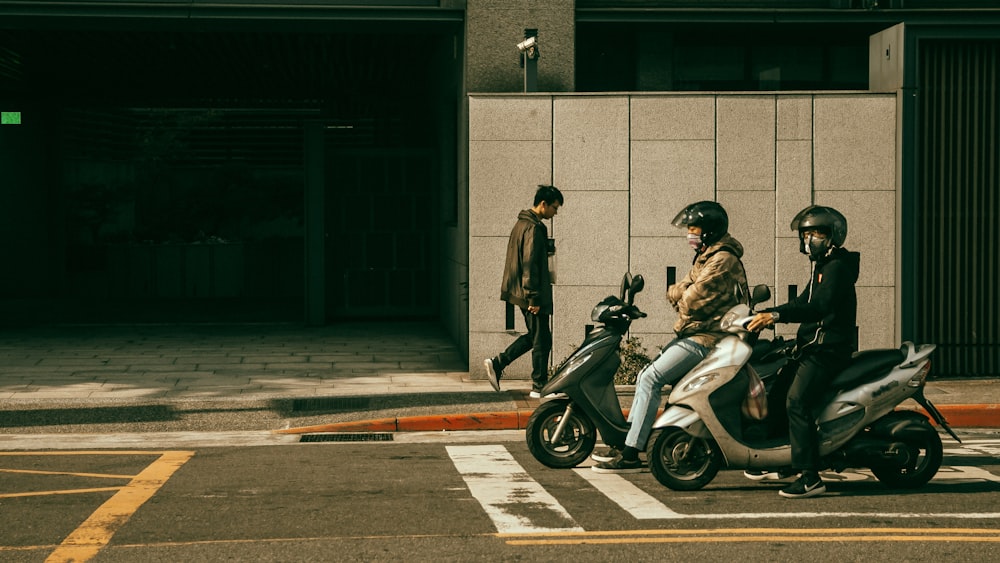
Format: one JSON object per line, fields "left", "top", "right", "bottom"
{"left": 524, "top": 274, "right": 793, "bottom": 469}
{"left": 525, "top": 273, "right": 647, "bottom": 468}
{"left": 647, "top": 284, "right": 960, "bottom": 491}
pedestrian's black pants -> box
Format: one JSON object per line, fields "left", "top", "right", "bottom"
{"left": 498, "top": 308, "right": 551, "bottom": 390}
{"left": 786, "top": 347, "right": 851, "bottom": 472}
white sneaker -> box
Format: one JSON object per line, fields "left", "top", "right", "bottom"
{"left": 483, "top": 358, "right": 501, "bottom": 392}
{"left": 529, "top": 390, "right": 541, "bottom": 399}
{"left": 744, "top": 470, "right": 791, "bottom": 481}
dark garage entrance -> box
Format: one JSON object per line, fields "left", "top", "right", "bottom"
{"left": 0, "top": 20, "right": 460, "bottom": 325}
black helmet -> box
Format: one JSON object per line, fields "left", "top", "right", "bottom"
{"left": 790, "top": 205, "right": 848, "bottom": 259}
{"left": 672, "top": 201, "right": 729, "bottom": 247}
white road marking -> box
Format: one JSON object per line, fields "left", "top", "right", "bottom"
{"left": 447, "top": 445, "right": 583, "bottom": 534}
{"left": 573, "top": 468, "right": 684, "bottom": 519}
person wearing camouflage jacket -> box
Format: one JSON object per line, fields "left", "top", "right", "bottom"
{"left": 594, "top": 201, "right": 749, "bottom": 474}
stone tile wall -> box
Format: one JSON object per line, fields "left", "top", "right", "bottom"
{"left": 470, "top": 92, "right": 897, "bottom": 378}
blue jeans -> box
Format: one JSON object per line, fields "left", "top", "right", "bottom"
{"left": 625, "top": 337, "right": 709, "bottom": 450}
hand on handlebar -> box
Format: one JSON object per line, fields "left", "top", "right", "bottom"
{"left": 747, "top": 312, "right": 777, "bottom": 333}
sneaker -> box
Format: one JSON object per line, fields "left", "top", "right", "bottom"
{"left": 591, "top": 446, "right": 621, "bottom": 463}
{"left": 529, "top": 390, "right": 541, "bottom": 399}
{"left": 483, "top": 358, "right": 502, "bottom": 392}
{"left": 778, "top": 473, "right": 826, "bottom": 499}
{"left": 743, "top": 469, "right": 794, "bottom": 481}
{"left": 591, "top": 455, "right": 645, "bottom": 474}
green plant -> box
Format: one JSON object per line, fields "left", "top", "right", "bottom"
{"left": 614, "top": 336, "right": 653, "bottom": 385}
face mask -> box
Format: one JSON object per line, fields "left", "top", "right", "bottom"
{"left": 687, "top": 233, "right": 703, "bottom": 251}
{"left": 804, "top": 233, "right": 831, "bottom": 260}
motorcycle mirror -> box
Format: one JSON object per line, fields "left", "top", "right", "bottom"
{"left": 619, "top": 273, "right": 632, "bottom": 301}
{"left": 750, "top": 284, "right": 771, "bottom": 306}
{"left": 628, "top": 275, "right": 645, "bottom": 304}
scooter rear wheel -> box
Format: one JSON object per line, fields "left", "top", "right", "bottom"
{"left": 868, "top": 413, "right": 943, "bottom": 489}
{"left": 526, "top": 399, "right": 596, "bottom": 468}
{"left": 649, "top": 427, "right": 723, "bottom": 491}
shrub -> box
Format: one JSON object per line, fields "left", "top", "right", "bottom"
{"left": 614, "top": 336, "right": 653, "bottom": 385}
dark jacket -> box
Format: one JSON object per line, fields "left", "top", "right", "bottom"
{"left": 667, "top": 234, "right": 750, "bottom": 348}
{"left": 500, "top": 209, "right": 553, "bottom": 314}
{"left": 768, "top": 247, "right": 860, "bottom": 353}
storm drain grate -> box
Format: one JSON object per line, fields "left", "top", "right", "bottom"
{"left": 299, "top": 432, "right": 394, "bottom": 443}
{"left": 291, "top": 397, "right": 371, "bottom": 412}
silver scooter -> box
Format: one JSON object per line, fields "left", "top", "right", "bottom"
{"left": 647, "top": 284, "right": 959, "bottom": 491}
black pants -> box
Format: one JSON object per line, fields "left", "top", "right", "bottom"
{"left": 498, "top": 308, "right": 551, "bottom": 391}
{"left": 783, "top": 347, "right": 851, "bottom": 472}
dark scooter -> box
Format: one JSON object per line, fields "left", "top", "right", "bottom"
{"left": 525, "top": 274, "right": 791, "bottom": 468}
{"left": 525, "top": 273, "right": 647, "bottom": 468}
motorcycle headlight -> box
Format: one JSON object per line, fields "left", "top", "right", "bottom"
{"left": 720, "top": 304, "right": 751, "bottom": 332}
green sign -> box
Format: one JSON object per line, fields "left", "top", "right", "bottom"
{"left": 1, "top": 112, "right": 21, "bottom": 125}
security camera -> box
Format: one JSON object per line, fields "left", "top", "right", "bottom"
{"left": 516, "top": 36, "right": 537, "bottom": 53}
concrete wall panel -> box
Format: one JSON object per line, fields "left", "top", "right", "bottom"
{"left": 777, "top": 95, "right": 813, "bottom": 141}
{"left": 555, "top": 190, "right": 629, "bottom": 287}
{"left": 553, "top": 96, "right": 629, "bottom": 192}
{"left": 717, "top": 96, "right": 775, "bottom": 191}
{"left": 630, "top": 96, "right": 715, "bottom": 140}
{"left": 814, "top": 95, "right": 896, "bottom": 191}
{"left": 468, "top": 140, "right": 552, "bottom": 237}
{"left": 858, "top": 286, "right": 896, "bottom": 349}
{"left": 631, "top": 140, "right": 715, "bottom": 237}
{"left": 469, "top": 96, "right": 551, "bottom": 141}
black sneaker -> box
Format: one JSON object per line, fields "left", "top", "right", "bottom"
{"left": 591, "top": 446, "right": 621, "bottom": 463}
{"left": 779, "top": 473, "right": 826, "bottom": 499}
{"left": 743, "top": 469, "right": 794, "bottom": 481}
{"left": 483, "top": 358, "right": 502, "bottom": 392}
{"left": 591, "top": 455, "right": 645, "bottom": 474}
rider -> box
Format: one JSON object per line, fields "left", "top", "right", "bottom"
{"left": 593, "top": 201, "right": 749, "bottom": 473}
{"left": 747, "top": 205, "right": 860, "bottom": 499}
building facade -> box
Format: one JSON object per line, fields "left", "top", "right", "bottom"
{"left": 1, "top": 1, "right": 998, "bottom": 376}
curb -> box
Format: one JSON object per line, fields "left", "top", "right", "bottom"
{"left": 276, "top": 404, "right": 1000, "bottom": 435}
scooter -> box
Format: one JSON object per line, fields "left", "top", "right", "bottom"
{"left": 524, "top": 274, "right": 791, "bottom": 469}
{"left": 647, "top": 284, "right": 960, "bottom": 491}
{"left": 525, "top": 273, "right": 647, "bottom": 468}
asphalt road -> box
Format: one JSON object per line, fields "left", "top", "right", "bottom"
{"left": 3, "top": 430, "right": 1000, "bottom": 562}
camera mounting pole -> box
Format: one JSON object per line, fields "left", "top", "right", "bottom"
{"left": 518, "top": 29, "right": 539, "bottom": 93}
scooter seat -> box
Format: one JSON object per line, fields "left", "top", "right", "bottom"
{"left": 829, "top": 348, "right": 905, "bottom": 390}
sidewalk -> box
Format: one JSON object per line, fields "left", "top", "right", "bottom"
{"left": 1, "top": 322, "right": 998, "bottom": 436}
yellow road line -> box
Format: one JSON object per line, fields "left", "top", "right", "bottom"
{"left": 506, "top": 535, "right": 1000, "bottom": 545}
{"left": 0, "top": 468, "right": 134, "bottom": 479}
{"left": 499, "top": 527, "right": 1000, "bottom": 537}
{"left": 501, "top": 527, "right": 1000, "bottom": 545}
{"left": 1, "top": 487, "right": 122, "bottom": 499}
{"left": 45, "top": 450, "right": 194, "bottom": 563}
{"left": 0, "top": 451, "right": 171, "bottom": 456}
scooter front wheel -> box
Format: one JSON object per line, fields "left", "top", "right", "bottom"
{"left": 526, "top": 399, "right": 596, "bottom": 468}
{"left": 649, "top": 427, "right": 723, "bottom": 491}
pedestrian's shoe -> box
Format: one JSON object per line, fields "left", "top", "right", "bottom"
{"left": 778, "top": 472, "right": 826, "bottom": 499}
{"left": 591, "top": 446, "right": 621, "bottom": 463}
{"left": 483, "top": 358, "right": 502, "bottom": 392}
{"left": 743, "top": 469, "right": 794, "bottom": 481}
{"left": 591, "top": 455, "right": 645, "bottom": 474}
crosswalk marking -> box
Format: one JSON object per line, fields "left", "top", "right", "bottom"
{"left": 448, "top": 444, "right": 1000, "bottom": 529}
{"left": 573, "top": 468, "right": 684, "bottom": 519}
{"left": 447, "top": 445, "right": 583, "bottom": 534}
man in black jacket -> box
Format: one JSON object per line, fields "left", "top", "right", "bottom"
{"left": 748, "top": 205, "right": 860, "bottom": 499}
{"left": 484, "top": 184, "right": 563, "bottom": 398}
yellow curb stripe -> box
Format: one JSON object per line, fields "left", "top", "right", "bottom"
{"left": 45, "top": 451, "right": 194, "bottom": 563}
